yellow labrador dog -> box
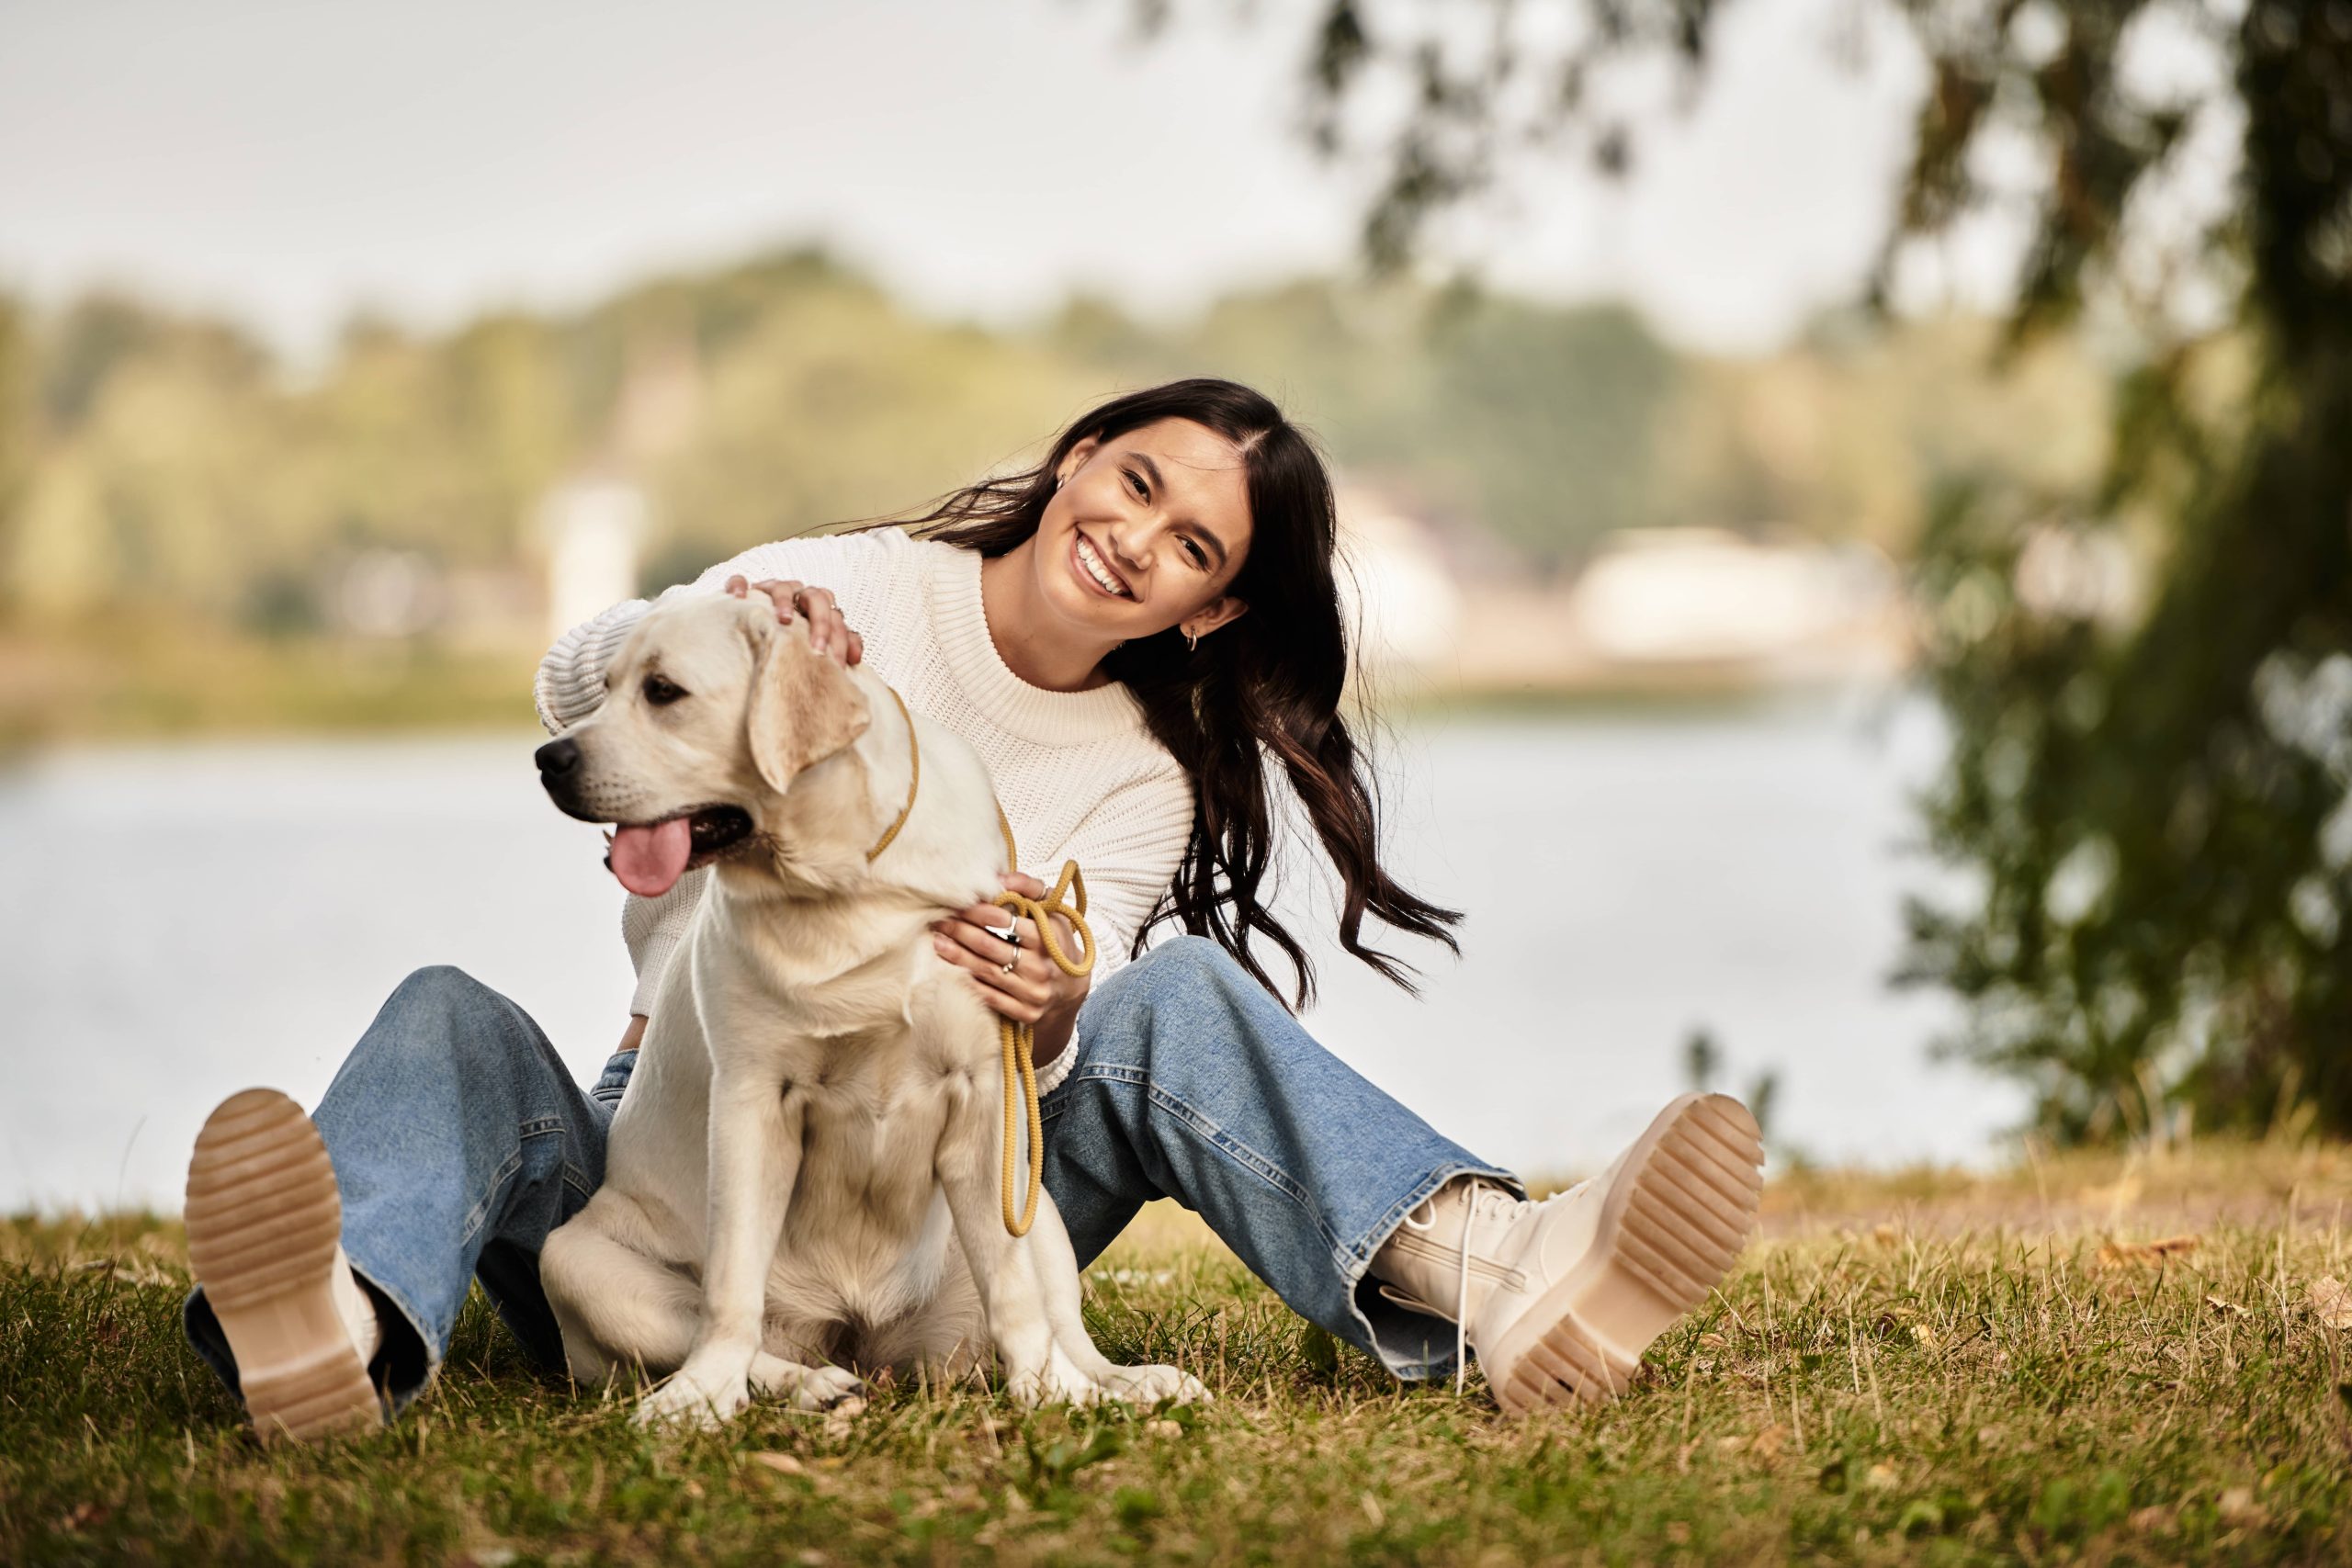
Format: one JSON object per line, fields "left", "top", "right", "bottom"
{"left": 533, "top": 589, "right": 1204, "bottom": 1427}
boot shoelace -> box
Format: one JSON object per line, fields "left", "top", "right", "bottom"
{"left": 1386, "top": 1178, "right": 1522, "bottom": 1393}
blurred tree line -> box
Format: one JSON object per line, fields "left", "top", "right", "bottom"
{"left": 1253, "top": 0, "right": 2352, "bottom": 1142}
{"left": 0, "top": 246, "right": 2102, "bottom": 743}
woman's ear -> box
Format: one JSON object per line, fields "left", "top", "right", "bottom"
{"left": 1057, "top": 436, "right": 1101, "bottom": 487}
{"left": 1184, "top": 596, "right": 1249, "bottom": 640}
{"left": 747, "top": 620, "right": 871, "bottom": 793}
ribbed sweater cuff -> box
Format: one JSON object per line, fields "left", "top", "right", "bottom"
{"left": 1035, "top": 1038, "right": 1079, "bottom": 1097}
{"left": 536, "top": 602, "right": 650, "bottom": 734}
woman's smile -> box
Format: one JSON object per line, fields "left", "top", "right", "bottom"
{"left": 1069, "top": 529, "right": 1135, "bottom": 601}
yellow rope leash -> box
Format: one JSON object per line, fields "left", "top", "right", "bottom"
{"left": 990, "top": 807, "right": 1094, "bottom": 1236}
{"left": 863, "top": 686, "right": 920, "bottom": 863}
{"left": 865, "top": 685, "right": 1093, "bottom": 1236}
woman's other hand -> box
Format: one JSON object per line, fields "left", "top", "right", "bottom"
{"left": 723, "top": 574, "right": 864, "bottom": 665}
{"left": 930, "top": 873, "right": 1092, "bottom": 1061}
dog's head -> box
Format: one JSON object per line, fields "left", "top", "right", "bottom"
{"left": 535, "top": 593, "right": 873, "bottom": 897}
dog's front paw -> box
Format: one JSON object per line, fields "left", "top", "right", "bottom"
{"left": 635, "top": 1366, "right": 752, "bottom": 1430}
{"left": 1004, "top": 1347, "right": 1107, "bottom": 1408}
{"left": 750, "top": 1356, "right": 865, "bottom": 1411}
{"left": 1096, "top": 1363, "right": 1211, "bottom": 1405}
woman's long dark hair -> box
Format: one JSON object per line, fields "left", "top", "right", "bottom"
{"left": 901, "top": 378, "right": 1459, "bottom": 1008}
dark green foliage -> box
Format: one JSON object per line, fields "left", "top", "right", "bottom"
{"left": 1898, "top": 4, "right": 2352, "bottom": 1138}
{"left": 1277, "top": 0, "right": 2352, "bottom": 1138}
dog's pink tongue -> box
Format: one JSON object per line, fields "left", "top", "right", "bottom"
{"left": 608, "top": 818, "right": 694, "bottom": 897}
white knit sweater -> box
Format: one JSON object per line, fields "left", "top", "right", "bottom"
{"left": 534, "top": 526, "right": 1196, "bottom": 1094}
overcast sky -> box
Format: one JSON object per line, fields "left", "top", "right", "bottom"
{"left": 0, "top": 0, "right": 1963, "bottom": 360}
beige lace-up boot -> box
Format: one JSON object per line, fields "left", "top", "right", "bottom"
{"left": 1368, "top": 1093, "right": 1764, "bottom": 1413}
{"left": 186, "top": 1089, "right": 388, "bottom": 1444}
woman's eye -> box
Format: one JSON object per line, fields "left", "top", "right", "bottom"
{"left": 642, "top": 675, "right": 686, "bottom": 706}
{"left": 1125, "top": 468, "right": 1148, "bottom": 501}
{"left": 1182, "top": 537, "right": 1207, "bottom": 568}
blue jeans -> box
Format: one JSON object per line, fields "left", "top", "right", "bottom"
{"left": 185, "top": 939, "right": 1513, "bottom": 1409}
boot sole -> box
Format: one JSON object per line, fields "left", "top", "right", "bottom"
{"left": 1484, "top": 1093, "right": 1763, "bottom": 1414}
{"left": 185, "top": 1089, "right": 384, "bottom": 1445}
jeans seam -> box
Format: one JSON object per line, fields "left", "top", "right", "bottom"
{"left": 1040, "top": 1061, "right": 1145, "bottom": 1124}
{"left": 460, "top": 1149, "right": 523, "bottom": 1247}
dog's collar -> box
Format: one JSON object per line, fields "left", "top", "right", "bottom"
{"left": 865, "top": 684, "right": 920, "bottom": 863}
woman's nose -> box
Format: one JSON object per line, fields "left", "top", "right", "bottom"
{"left": 1103, "top": 526, "right": 1149, "bottom": 573}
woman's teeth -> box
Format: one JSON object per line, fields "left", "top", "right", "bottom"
{"left": 1076, "top": 536, "right": 1129, "bottom": 598}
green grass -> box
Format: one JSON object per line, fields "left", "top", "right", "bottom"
{"left": 7, "top": 1145, "right": 2352, "bottom": 1564}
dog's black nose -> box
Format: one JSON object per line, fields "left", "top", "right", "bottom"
{"left": 535, "top": 737, "right": 580, "bottom": 776}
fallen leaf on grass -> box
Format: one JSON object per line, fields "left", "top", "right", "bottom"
{"left": 2217, "top": 1486, "right": 2267, "bottom": 1528}
{"left": 2309, "top": 1275, "right": 2352, "bottom": 1330}
{"left": 2207, "top": 1295, "right": 2248, "bottom": 1319}
{"left": 2096, "top": 1235, "right": 2199, "bottom": 1269}
{"left": 752, "top": 1452, "right": 806, "bottom": 1476}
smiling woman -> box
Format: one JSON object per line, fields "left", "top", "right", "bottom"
{"left": 899, "top": 379, "right": 1457, "bottom": 1009}
{"left": 174, "top": 378, "right": 1764, "bottom": 1446}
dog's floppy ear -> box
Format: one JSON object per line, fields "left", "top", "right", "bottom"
{"left": 746, "top": 618, "right": 871, "bottom": 792}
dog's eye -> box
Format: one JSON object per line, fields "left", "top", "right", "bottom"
{"left": 641, "top": 674, "right": 687, "bottom": 707}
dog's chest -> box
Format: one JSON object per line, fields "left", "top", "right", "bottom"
{"left": 786, "top": 1010, "right": 988, "bottom": 1145}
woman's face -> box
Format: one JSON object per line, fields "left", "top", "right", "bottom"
{"left": 1030, "top": 416, "right": 1253, "bottom": 647}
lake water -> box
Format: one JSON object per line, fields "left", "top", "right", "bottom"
{"left": 0, "top": 695, "right": 2024, "bottom": 1213}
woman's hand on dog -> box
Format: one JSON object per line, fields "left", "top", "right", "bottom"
{"left": 931, "top": 874, "right": 1092, "bottom": 1038}
{"left": 724, "top": 574, "right": 864, "bottom": 665}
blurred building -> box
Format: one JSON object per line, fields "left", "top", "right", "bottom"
{"left": 539, "top": 474, "right": 649, "bottom": 644}
{"left": 1563, "top": 528, "right": 1908, "bottom": 682}
{"left": 535, "top": 333, "right": 704, "bottom": 642}
{"left": 1339, "top": 485, "right": 1911, "bottom": 695}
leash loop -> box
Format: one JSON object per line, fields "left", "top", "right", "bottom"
{"left": 990, "top": 809, "right": 1092, "bottom": 1236}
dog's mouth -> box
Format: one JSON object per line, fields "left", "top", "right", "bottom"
{"left": 605, "top": 805, "right": 755, "bottom": 897}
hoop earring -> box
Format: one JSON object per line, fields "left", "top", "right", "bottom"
{"left": 1186, "top": 631, "right": 1199, "bottom": 653}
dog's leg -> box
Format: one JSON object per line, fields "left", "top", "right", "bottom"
{"left": 635, "top": 1067, "right": 806, "bottom": 1428}
{"left": 542, "top": 1208, "right": 704, "bottom": 1389}
{"left": 935, "top": 1120, "right": 1101, "bottom": 1406}
{"left": 1025, "top": 1192, "right": 1210, "bottom": 1405}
